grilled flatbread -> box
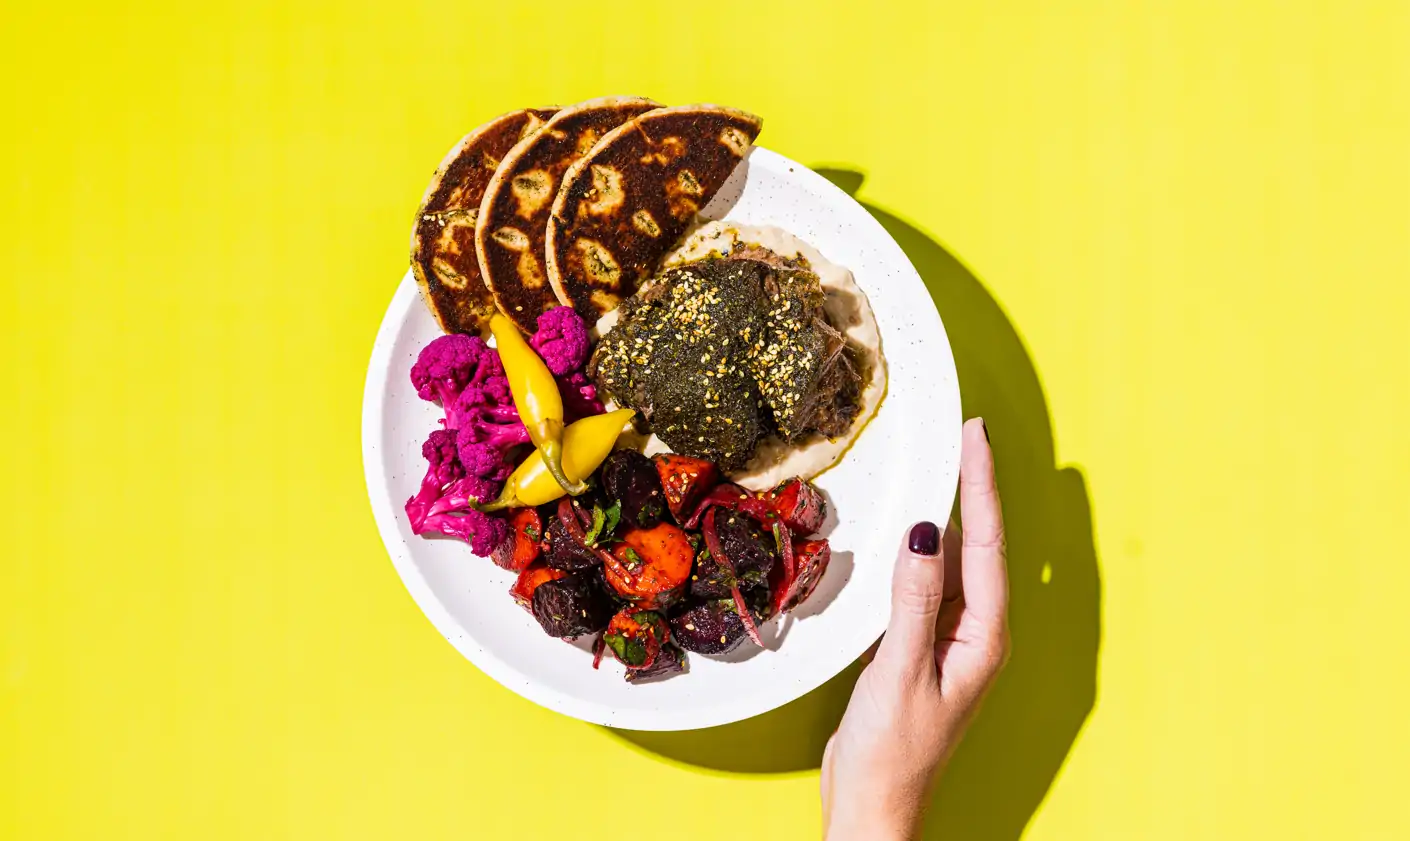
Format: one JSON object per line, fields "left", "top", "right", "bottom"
{"left": 475, "top": 96, "right": 660, "bottom": 333}
{"left": 546, "top": 105, "right": 762, "bottom": 319}
{"left": 411, "top": 108, "right": 558, "bottom": 335}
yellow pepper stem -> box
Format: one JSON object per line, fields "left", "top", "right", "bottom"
{"left": 528, "top": 418, "right": 587, "bottom": 496}
{"left": 467, "top": 409, "right": 635, "bottom": 511}
{"left": 468, "top": 486, "right": 519, "bottom": 513}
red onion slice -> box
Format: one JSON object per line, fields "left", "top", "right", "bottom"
{"left": 702, "top": 508, "right": 765, "bottom": 647}
{"left": 771, "top": 521, "right": 797, "bottom": 615}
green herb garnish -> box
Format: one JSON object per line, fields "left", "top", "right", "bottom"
{"left": 620, "top": 546, "right": 644, "bottom": 570}
{"left": 601, "top": 501, "right": 621, "bottom": 541}
{"left": 584, "top": 506, "right": 606, "bottom": 545}
{"left": 604, "top": 632, "right": 647, "bottom": 667}
{"left": 584, "top": 501, "right": 622, "bottom": 547}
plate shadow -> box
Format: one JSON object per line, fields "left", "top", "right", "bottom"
{"left": 606, "top": 169, "right": 1102, "bottom": 841}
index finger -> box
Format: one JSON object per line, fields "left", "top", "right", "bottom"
{"left": 958, "top": 418, "right": 1008, "bottom": 630}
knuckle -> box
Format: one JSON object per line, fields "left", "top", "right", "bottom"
{"left": 896, "top": 580, "right": 944, "bottom": 615}
{"left": 963, "top": 523, "right": 1007, "bottom": 551}
{"left": 893, "top": 555, "right": 945, "bottom": 615}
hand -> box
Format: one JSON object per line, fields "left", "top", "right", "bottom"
{"left": 821, "top": 418, "right": 1010, "bottom": 840}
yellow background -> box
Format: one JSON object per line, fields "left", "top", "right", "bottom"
{"left": 5, "top": 2, "right": 1409, "bottom": 838}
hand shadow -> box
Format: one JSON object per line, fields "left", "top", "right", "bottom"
{"left": 607, "top": 169, "right": 1102, "bottom": 840}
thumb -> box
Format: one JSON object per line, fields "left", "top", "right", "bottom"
{"left": 876, "top": 521, "right": 945, "bottom": 672}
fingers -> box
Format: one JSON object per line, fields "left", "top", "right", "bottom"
{"left": 958, "top": 418, "right": 1009, "bottom": 640}
{"left": 875, "top": 521, "right": 946, "bottom": 672}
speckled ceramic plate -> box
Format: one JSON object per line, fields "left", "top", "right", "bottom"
{"left": 362, "top": 147, "right": 960, "bottom": 730}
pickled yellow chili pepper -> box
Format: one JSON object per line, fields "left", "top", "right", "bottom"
{"left": 489, "top": 313, "right": 584, "bottom": 495}
{"left": 473, "top": 409, "right": 635, "bottom": 510}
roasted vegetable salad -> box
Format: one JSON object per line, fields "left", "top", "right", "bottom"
{"left": 513, "top": 453, "right": 831, "bottom": 682}
{"left": 403, "top": 306, "right": 834, "bottom": 683}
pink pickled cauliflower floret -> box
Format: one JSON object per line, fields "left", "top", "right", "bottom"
{"left": 420, "top": 508, "right": 511, "bottom": 558}
{"left": 530, "top": 306, "right": 592, "bottom": 376}
{"left": 409, "top": 334, "right": 489, "bottom": 407}
{"left": 558, "top": 370, "right": 605, "bottom": 420}
{"left": 404, "top": 428, "right": 508, "bottom": 558}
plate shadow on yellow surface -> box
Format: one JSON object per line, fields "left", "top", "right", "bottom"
{"left": 607, "top": 169, "right": 1102, "bottom": 841}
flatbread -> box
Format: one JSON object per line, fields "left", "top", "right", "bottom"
{"left": 546, "top": 105, "right": 762, "bottom": 319}
{"left": 410, "top": 108, "right": 557, "bottom": 335}
{"left": 475, "top": 96, "right": 660, "bottom": 333}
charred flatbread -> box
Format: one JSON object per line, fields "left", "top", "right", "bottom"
{"left": 410, "top": 108, "right": 557, "bottom": 334}
{"left": 475, "top": 96, "right": 660, "bottom": 333}
{"left": 547, "top": 105, "right": 762, "bottom": 319}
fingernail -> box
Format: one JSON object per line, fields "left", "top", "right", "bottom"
{"left": 981, "top": 418, "right": 990, "bottom": 443}
{"left": 909, "top": 521, "right": 940, "bottom": 555}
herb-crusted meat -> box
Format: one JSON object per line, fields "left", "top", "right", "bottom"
{"left": 589, "top": 254, "right": 863, "bottom": 469}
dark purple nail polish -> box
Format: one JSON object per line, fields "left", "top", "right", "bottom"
{"left": 981, "top": 418, "right": 990, "bottom": 443}
{"left": 909, "top": 521, "right": 940, "bottom": 555}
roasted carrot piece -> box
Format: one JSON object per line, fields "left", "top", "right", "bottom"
{"left": 499, "top": 507, "right": 544, "bottom": 571}
{"left": 510, "top": 562, "right": 566, "bottom": 609}
{"left": 602, "top": 522, "right": 694, "bottom": 608}
{"left": 653, "top": 454, "right": 721, "bottom": 522}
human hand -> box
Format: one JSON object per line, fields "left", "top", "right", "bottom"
{"left": 821, "top": 418, "right": 1010, "bottom": 840}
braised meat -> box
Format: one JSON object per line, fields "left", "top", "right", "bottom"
{"left": 589, "top": 255, "right": 863, "bottom": 469}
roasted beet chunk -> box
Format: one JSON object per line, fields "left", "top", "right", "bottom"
{"left": 542, "top": 515, "right": 601, "bottom": 570}
{"left": 769, "top": 537, "right": 832, "bottom": 614}
{"left": 511, "top": 563, "right": 566, "bottom": 610}
{"left": 625, "top": 643, "right": 686, "bottom": 682}
{"left": 785, "top": 539, "right": 831, "bottom": 611}
{"left": 690, "top": 547, "right": 735, "bottom": 599}
{"left": 715, "top": 512, "right": 777, "bottom": 581}
{"left": 670, "top": 599, "right": 747, "bottom": 654}
{"left": 764, "top": 479, "right": 827, "bottom": 535}
{"left": 493, "top": 507, "right": 543, "bottom": 572}
{"left": 600, "top": 449, "right": 667, "bottom": 529}
{"left": 531, "top": 571, "right": 614, "bottom": 639}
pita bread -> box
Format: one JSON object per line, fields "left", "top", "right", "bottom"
{"left": 475, "top": 97, "right": 660, "bottom": 333}
{"left": 410, "top": 108, "right": 557, "bottom": 334}
{"left": 546, "top": 105, "right": 762, "bottom": 319}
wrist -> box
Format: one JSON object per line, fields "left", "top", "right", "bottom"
{"left": 824, "top": 790, "right": 924, "bottom": 841}
{"left": 824, "top": 812, "right": 915, "bottom": 841}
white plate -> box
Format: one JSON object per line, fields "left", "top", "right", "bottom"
{"left": 362, "top": 147, "right": 961, "bottom": 730}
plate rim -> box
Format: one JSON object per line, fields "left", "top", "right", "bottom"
{"left": 361, "top": 146, "right": 960, "bottom": 730}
